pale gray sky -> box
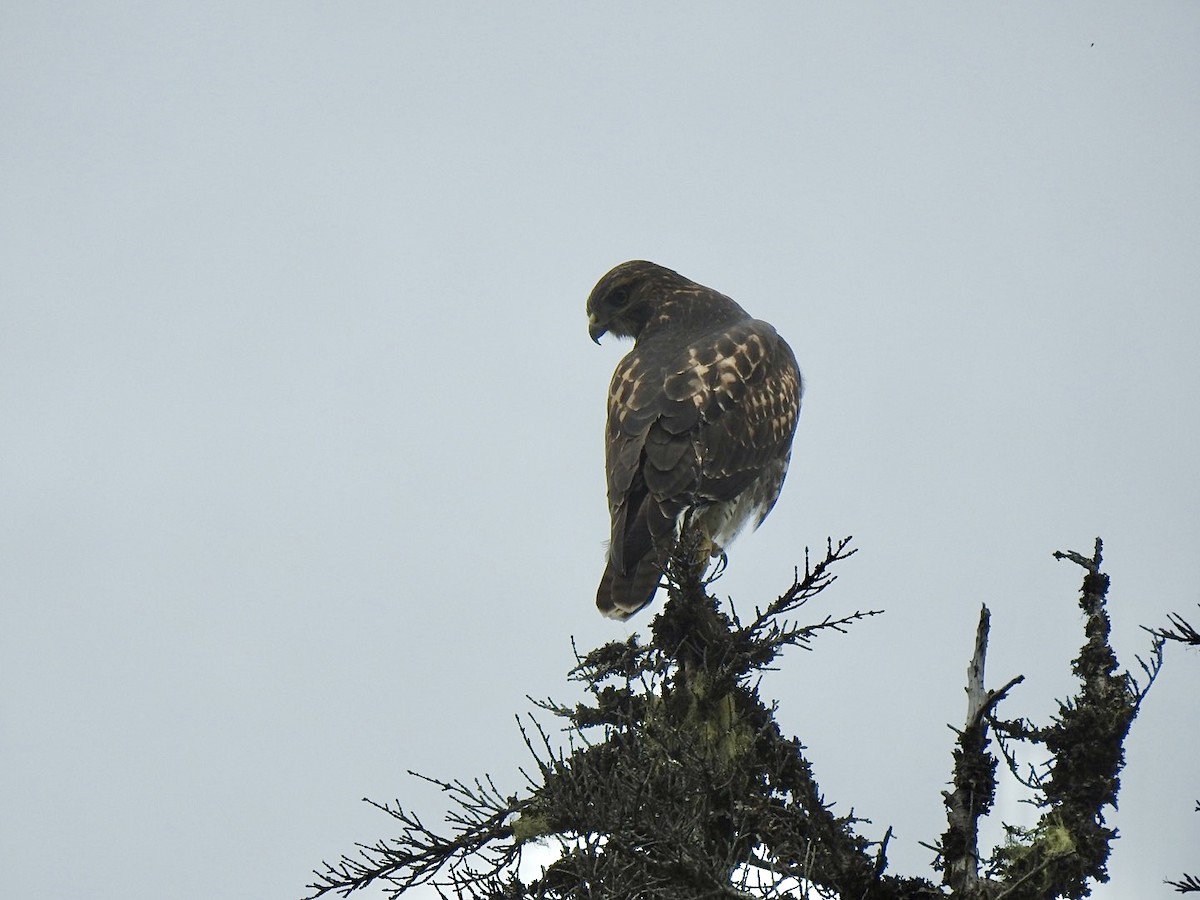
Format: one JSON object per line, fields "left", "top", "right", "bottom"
{"left": 2, "top": 4, "right": 1198, "bottom": 899}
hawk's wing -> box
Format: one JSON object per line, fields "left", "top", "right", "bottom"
{"left": 600, "top": 318, "right": 801, "bottom": 616}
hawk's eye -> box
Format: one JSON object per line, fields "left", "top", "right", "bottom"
{"left": 609, "top": 286, "right": 631, "bottom": 309}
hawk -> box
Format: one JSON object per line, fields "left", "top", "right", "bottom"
{"left": 587, "top": 260, "right": 803, "bottom": 619}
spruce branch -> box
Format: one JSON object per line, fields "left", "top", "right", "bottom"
{"left": 732, "top": 537, "right": 883, "bottom": 668}
{"left": 1146, "top": 606, "right": 1200, "bottom": 648}
{"left": 305, "top": 774, "right": 522, "bottom": 898}
{"left": 982, "top": 538, "right": 1162, "bottom": 900}
{"left": 1168, "top": 872, "right": 1200, "bottom": 894}
{"left": 1165, "top": 800, "right": 1200, "bottom": 894}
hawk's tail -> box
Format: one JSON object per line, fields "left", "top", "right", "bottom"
{"left": 596, "top": 555, "right": 664, "bottom": 620}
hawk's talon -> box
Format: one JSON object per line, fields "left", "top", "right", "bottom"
{"left": 705, "top": 550, "right": 729, "bottom": 584}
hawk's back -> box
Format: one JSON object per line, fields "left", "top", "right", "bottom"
{"left": 587, "top": 261, "right": 802, "bottom": 619}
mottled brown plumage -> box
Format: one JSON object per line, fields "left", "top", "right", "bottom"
{"left": 587, "top": 261, "right": 803, "bottom": 619}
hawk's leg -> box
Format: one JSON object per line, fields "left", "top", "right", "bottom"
{"left": 673, "top": 507, "right": 716, "bottom": 584}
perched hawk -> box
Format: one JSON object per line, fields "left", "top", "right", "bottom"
{"left": 587, "top": 260, "right": 803, "bottom": 619}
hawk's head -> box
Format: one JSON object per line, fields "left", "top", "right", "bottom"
{"left": 586, "top": 260, "right": 693, "bottom": 344}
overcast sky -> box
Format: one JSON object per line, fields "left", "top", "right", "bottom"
{"left": 2, "top": 4, "right": 1198, "bottom": 899}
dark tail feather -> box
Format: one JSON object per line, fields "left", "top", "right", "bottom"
{"left": 596, "top": 555, "right": 665, "bottom": 619}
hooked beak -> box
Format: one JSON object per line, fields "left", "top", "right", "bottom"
{"left": 588, "top": 315, "right": 606, "bottom": 344}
